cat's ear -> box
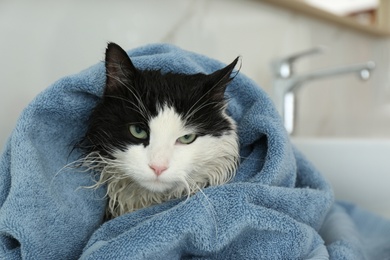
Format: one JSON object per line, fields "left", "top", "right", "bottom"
{"left": 104, "top": 42, "right": 137, "bottom": 95}
{"left": 207, "top": 57, "right": 240, "bottom": 100}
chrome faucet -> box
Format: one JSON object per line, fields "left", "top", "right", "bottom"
{"left": 272, "top": 46, "right": 375, "bottom": 135}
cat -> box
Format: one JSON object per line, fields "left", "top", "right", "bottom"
{"left": 77, "top": 42, "right": 240, "bottom": 219}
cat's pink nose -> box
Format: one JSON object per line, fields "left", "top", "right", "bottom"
{"left": 149, "top": 164, "right": 168, "bottom": 176}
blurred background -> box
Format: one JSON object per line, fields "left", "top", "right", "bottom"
{"left": 1, "top": 0, "right": 390, "bottom": 216}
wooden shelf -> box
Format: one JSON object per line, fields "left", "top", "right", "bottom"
{"left": 260, "top": 0, "right": 390, "bottom": 37}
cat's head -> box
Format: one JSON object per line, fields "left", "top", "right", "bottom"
{"left": 83, "top": 43, "right": 239, "bottom": 196}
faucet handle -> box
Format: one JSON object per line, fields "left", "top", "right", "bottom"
{"left": 272, "top": 46, "right": 327, "bottom": 78}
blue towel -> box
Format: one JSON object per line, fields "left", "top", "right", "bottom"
{"left": 1, "top": 44, "right": 389, "bottom": 259}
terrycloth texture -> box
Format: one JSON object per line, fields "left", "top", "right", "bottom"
{"left": 1, "top": 44, "right": 389, "bottom": 259}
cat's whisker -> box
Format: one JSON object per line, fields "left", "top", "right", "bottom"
{"left": 175, "top": 176, "right": 192, "bottom": 203}
{"left": 184, "top": 100, "right": 222, "bottom": 123}
{"left": 185, "top": 175, "right": 219, "bottom": 238}
{"left": 115, "top": 76, "right": 151, "bottom": 119}
{"left": 103, "top": 94, "right": 149, "bottom": 121}
{"left": 106, "top": 73, "right": 151, "bottom": 120}
{"left": 52, "top": 151, "right": 110, "bottom": 179}
{"left": 50, "top": 160, "right": 84, "bottom": 187}
{"left": 184, "top": 86, "right": 224, "bottom": 121}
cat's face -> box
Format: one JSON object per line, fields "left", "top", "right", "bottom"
{"left": 83, "top": 43, "right": 239, "bottom": 195}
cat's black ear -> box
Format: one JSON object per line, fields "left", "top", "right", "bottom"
{"left": 207, "top": 57, "right": 240, "bottom": 100}
{"left": 104, "top": 42, "right": 137, "bottom": 95}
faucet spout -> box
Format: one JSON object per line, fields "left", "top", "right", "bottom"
{"left": 290, "top": 61, "right": 376, "bottom": 92}
{"left": 273, "top": 59, "right": 375, "bottom": 135}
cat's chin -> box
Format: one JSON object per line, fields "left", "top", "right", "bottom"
{"left": 139, "top": 179, "right": 177, "bottom": 193}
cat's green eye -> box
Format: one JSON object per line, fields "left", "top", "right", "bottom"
{"left": 177, "top": 134, "right": 197, "bottom": 144}
{"left": 129, "top": 125, "right": 148, "bottom": 140}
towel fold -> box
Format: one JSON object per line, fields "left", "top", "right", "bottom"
{"left": 0, "top": 44, "right": 389, "bottom": 259}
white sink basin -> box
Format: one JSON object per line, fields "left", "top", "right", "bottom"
{"left": 292, "top": 138, "right": 390, "bottom": 219}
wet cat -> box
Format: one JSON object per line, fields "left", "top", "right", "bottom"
{"left": 78, "top": 43, "right": 239, "bottom": 219}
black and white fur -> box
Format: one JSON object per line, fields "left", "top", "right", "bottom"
{"left": 78, "top": 43, "right": 239, "bottom": 218}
